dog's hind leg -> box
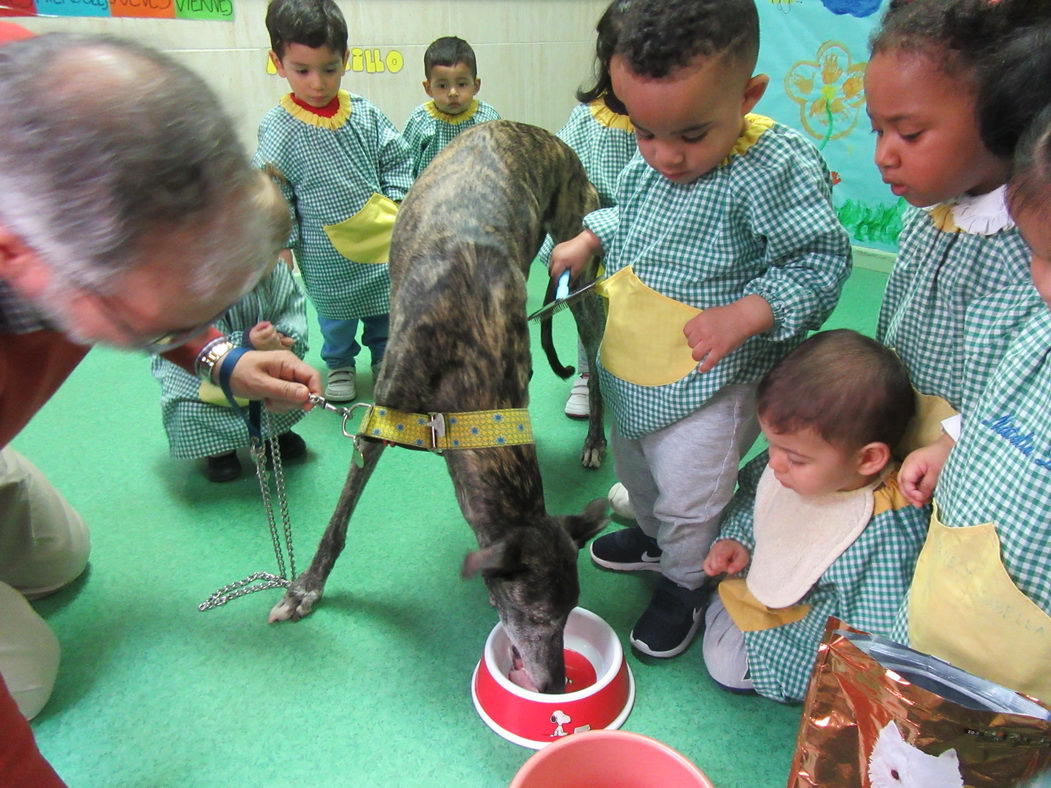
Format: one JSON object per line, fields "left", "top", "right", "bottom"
{"left": 268, "top": 439, "right": 386, "bottom": 623}
{"left": 569, "top": 286, "right": 607, "bottom": 469}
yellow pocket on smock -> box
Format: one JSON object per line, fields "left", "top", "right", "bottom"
{"left": 198, "top": 381, "right": 248, "bottom": 408}
{"left": 596, "top": 266, "right": 702, "bottom": 387}
{"left": 323, "top": 193, "right": 398, "bottom": 264}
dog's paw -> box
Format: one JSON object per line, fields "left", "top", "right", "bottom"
{"left": 579, "top": 444, "right": 605, "bottom": 470}
{"left": 268, "top": 586, "right": 321, "bottom": 623}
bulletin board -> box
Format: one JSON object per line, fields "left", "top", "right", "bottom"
{"left": 0, "top": 0, "right": 231, "bottom": 21}
{"left": 755, "top": 0, "right": 901, "bottom": 250}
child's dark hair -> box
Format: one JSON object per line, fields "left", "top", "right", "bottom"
{"left": 424, "top": 36, "right": 477, "bottom": 79}
{"left": 576, "top": 0, "right": 631, "bottom": 115}
{"left": 871, "top": 0, "right": 1048, "bottom": 92}
{"left": 758, "top": 330, "right": 915, "bottom": 451}
{"left": 977, "top": 24, "right": 1051, "bottom": 160}
{"left": 266, "top": 0, "right": 347, "bottom": 60}
{"left": 1007, "top": 105, "right": 1051, "bottom": 226}
{"left": 615, "top": 0, "right": 759, "bottom": 79}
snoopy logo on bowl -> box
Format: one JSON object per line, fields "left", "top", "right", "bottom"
{"left": 550, "top": 710, "right": 571, "bottom": 737}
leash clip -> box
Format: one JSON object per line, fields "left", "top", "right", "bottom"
{"left": 426, "top": 412, "right": 446, "bottom": 451}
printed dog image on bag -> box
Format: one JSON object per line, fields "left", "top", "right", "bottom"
{"left": 868, "top": 722, "right": 963, "bottom": 788}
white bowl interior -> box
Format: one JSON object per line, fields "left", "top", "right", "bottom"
{"left": 483, "top": 607, "right": 622, "bottom": 700}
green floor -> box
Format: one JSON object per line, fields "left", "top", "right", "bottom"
{"left": 13, "top": 263, "right": 888, "bottom": 787}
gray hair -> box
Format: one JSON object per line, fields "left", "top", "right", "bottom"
{"left": 0, "top": 34, "right": 274, "bottom": 297}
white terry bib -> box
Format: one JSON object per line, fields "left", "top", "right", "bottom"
{"left": 747, "top": 465, "right": 877, "bottom": 609}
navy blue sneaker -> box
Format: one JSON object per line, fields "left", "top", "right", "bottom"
{"left": 590, "top": 527, "right": 662, "bottom": 572}
{"left": 629, "top": 576, "right": 708, "bottom": 658}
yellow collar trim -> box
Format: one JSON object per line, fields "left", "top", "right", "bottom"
{"left": 587, "top": 97, "right": 634, "bottom": 133}
{"left": 359, "top": 405, "right": 534, "bottom": 451}
{"left": 722, "top": 113, "right": 774, "bottom": 165}
{"left": 425, "top": 99, "right": 479, "bottom": 125}
{"left": 280, "top": 90, "right": 352, "bottom": 130}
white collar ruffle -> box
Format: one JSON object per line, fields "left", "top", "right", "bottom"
{"left": 926, "top": 185, "right": 1014, "bottom": 235}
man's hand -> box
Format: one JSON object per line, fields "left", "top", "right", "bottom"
{"left": 684, "top": 295, "right": 774, "bottom": 373}
{"left": 703, "top": 539, "right": 750, "bottom": 577}
{"left": 899, "top": 432, "right": 955, "bottom": 508}
{"left": 221, "top": 349, "right": 321, "bottom": 412}
{"left": 550, "top": 230, "right": 602, "bottom": 282}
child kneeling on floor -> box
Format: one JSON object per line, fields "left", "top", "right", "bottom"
{"left": 701, "top": 330, "right": 930, "bottom": 702}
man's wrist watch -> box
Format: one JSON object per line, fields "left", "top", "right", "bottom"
{"left": 195, "top": 337, "right": 236, "bottom": 383}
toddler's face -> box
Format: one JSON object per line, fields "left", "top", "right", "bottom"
{"left": 865, "top": 50, "right": 1007, "bottom": 207}
{"left": 1012, "top": 202, "right": 1051, "bottom": 310}
{"left": 272, "top": 42, "right": 346, "bottom": 108}
{"left": 610, "top": 54, "right": 765, "bottom": 186}
{"left": 425, "top": 62, "right": 480, "bottom": 115}
{"left": 760, "top": 419, "right": 870, "bottom": 497}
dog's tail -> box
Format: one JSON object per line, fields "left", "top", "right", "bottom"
{"left": 538, "top": 276, "right": 575, "bottom": 379}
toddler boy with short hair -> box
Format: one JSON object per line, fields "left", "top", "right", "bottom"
{"left": 701, "top": 330, "right": 929, "bottom": 702}
{"left": 402, "top": 36, "right": 500, "bottom": 178}
{"left": 551, "top": 0, "right": 851, "bottom": 658}
{"left": 255, "top": 0, "right": 413, "bottom": 402}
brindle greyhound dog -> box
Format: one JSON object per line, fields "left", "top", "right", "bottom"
{"left": 269, "top": 120, "right": 610, "bottom": 694}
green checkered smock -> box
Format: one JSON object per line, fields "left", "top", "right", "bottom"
{"left": 253, "top": 91, "right": 412, "bottom": 320}
{"left": 402, "top": 99, "right": 500, "bottom": 178}
{"left": 150, "top": 264, "right": 308, "bottom": 459}
{"left": 585, "top": 116, "right": 851, "bottom": 439}
{"left": 717, "top": 453, "right": 930, "bottom": 702}
{"left": 877, "top": 203, "right": 1036, "bottom": 410}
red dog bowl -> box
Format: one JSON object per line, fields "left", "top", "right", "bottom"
{"left": 510, "top": 730, "right": 715, "bottom": 787}
{"left": 471, "top": 607, "right": 635, "bottom": 749}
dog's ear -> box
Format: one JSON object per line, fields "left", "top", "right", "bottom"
{"left": 561, "top": 498, "right": 608, "bottom": 549}
{"left": 461, "top": 537, "right": 523, "bottom": 579}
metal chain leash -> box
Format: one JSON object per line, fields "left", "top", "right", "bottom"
{"left": 198, "top": 411, "right": 296, "bottom": 611}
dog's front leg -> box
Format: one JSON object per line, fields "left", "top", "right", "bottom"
{"left": 570, "top": 286, "right": 607, "bottom": 469}
{"left": 268, "top": 438, "right": 386, "bottom": 623}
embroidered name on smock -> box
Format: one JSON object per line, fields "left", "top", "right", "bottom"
{"left": 982, "top": 413, "right": 1051, "bottom": 469}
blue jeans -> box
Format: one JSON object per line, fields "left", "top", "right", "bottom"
{"left": 317, "top": 314, "right": 389, "bottom": 370}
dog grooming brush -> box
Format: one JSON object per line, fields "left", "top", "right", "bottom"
{"left": 528, "top": 271, "right": 600, "bottom": 322}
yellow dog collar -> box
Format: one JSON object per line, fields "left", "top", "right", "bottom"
{"left": 358, "top": 405, "right": 534, "bottom": 451}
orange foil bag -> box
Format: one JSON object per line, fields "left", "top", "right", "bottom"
{"left": 788, "top": 619, "right": 1051, "bottom": 787}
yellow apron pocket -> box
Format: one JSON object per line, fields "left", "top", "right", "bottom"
{"left": 323, "top": 193, "right": 398, "bottom": 264}
{"left": 909, "top": 508, "right": 1051, "bottom": 703}
{"left": 895, "top": 391, "right": 959, "bottom": 458}
{"left": 198, "top": 381, "right": 248, "bottom": 408}
{"left": 719, "top": 577, "right": 811, "bottom": 632}
{"left": 596, "top": 266, "right": 702, "bottom": 387}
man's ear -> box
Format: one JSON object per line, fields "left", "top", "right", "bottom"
{"left": 856, "top": 442, "right": 891, "bottom": 477}
{"left": 269, "top": 51, "right": 285, "bottom": 78}
{"left": 741, "top": 73, "right": 769, "bottom": 116}
{"left": 0, "top": 226, "right": 49, "bottom": 298}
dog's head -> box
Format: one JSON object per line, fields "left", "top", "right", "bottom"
{"left": 462, "top": 498, "right": 607, "bottom": 693}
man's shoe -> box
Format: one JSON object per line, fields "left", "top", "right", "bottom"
{"left": 590, "top": 526, "right": 662, "bottom": 572}
{"left": 608, "top": 482, "right": 636, "bottom": 520}
{"left": 325, "top": 366, "right": 356, "bottom": 401}
{"left": 629, "top": 576, "right": 708, "bottom": 658}
{"left": 564, "top": 373, "right": 590, "bottom": 419}
{"left": 205, "top": 451, "right": 242, "bottom": 483}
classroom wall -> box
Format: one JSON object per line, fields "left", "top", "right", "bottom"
{"left": 15, "top": 0, "right": 610, "bottom": 152}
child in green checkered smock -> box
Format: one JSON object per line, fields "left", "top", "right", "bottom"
{"left": 151, "top": 261, "right": 309, "bottom": 481}
{"left": 550, "top": 0, "right": 851, "bottom": 660}
{"left": 866, "top": 0, "right": 1046, "bottom": 458}
{"left": 700, "top": 331, "right": 928, "bottom": 702}
{"left": 402, "top": 37, "right": 499, "bottom": 179}
{"left": 538, "top": 1, "right": 638, "bottom": 420}
{"left": 255, "top": 0, "right": 412, "bottom": 404}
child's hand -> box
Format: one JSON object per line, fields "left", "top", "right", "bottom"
{"left": 703, "top": 539, "right": 750, "bottom": 577}
{"left": 684, "top": 295, "right": 774, "bottom": 373}
{"left": 899, "top": 431, "right": 955, "bottom": 508}
{"left": 249, "top": 321, "right": 294, "bottom": 352}
{"left": 550, "top": 230, "right": 602, "bottom": 282}
{"left": 278, "top": 249, "right": 295, "bottom": 270}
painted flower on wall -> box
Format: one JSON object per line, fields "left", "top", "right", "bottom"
{"left": 784, "top": 41, "right": 867, "bottom": 149}
{"left": 820, "top": 0, "right": 883, "bottom": 17}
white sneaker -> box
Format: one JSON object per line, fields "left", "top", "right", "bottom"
{"left": 325, "top": 366, "right": 357, "bottom": 401}
{"left": 564, "top": 373, "right": 590, "bottom": 419}
{"left": 608, "top": 482, "right": 636, "bottom": 520}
